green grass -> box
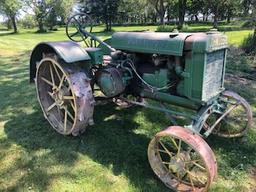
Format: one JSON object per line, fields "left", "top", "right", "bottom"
{"left": 0, "top": 25, "right": 256, "bottom": 191}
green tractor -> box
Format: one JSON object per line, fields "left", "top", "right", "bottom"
{"left": 30, "top": 13, "right": 253, "bottom": 191}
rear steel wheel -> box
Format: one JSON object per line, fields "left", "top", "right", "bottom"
{"left": 203, "top": 91, "right": 253, "bottom": 138}
{"left": 148, "top": 126, "right": 217, "bottom": 192}
{"left": 36, "top": 57, "right": 95, "bottom": 136}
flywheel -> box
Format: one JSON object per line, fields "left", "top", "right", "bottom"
{"left": 36, "top": 57, "right": 95, "bottom": 136}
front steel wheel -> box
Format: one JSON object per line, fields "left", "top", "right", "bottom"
{"left": 203, "top": 91, "right": 253, "bottom": 138}
{"left": 148, "top": 126, "right": 217, "bottom": 192}
{"left": 36, "top": 57, "right": 95, "bottom": 136}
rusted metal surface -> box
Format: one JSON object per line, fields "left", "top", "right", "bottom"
{"left": 148, "top": 126, "right": 217, "bottom": 192}
{"left": 203, "top": 90, "right": 253, "bottom": 138}
{"left": 36, "top": 57, "right": 94, "bottom": 136}
{"left": 29, "top": 41, "right": 91, "bottom": 82}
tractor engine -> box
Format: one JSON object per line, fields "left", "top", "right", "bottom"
{"left": 95, "top": 30, "right": 228, "bottom": 105}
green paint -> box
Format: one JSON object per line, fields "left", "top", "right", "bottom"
{"left": 111, "top": 32, "right": 191, "bottom": 56}
{"left": 178, "top": 32, "right": 228, "bottom": 102}
{"left": 141, "top": 90, "right": 200, "bottom": 110}
{"left": 85, "top": 48, "right": 103, "bottom": 65}
{"left": 142, "top": 69, "right": 169, "bottom": 89}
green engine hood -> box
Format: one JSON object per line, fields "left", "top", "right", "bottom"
{"left": 111, "top": 32, "right": 192, "bottom": 56}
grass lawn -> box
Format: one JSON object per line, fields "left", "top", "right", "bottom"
{"left": 0, "top": 26, "right": 256, "bottom": 192}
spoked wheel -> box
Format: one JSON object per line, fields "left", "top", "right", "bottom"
{"left": 36, "top": 57, "right": 95, "bottom": 136}
{"left": 203, "top": 90, "right": 253, "bottom": 138}
{"left": 148, "top": 126, "right": 217, "bottom": 192}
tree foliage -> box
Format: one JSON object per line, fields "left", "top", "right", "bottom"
{"left": 25, "top": 0, "right": 74, "bottom": 32}
{"left": 81, "top": 0, "right": 120, "bottom": 31}
{"left": 0, "top": 0, "right": 22, "bottom": 33}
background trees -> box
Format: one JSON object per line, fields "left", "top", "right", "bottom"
{"left": 0, "top": 0, "right": 21, "bottom": 33}
{"left": 0, "top": 0, "right": 255, "bottom": 41}
{"left": 24, "top": 0, "right": 74, "bottom": 32}
{"left": 81, "top": 0, "right": 121, "bottom": 31}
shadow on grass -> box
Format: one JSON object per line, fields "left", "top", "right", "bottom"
{"left": 3, "top": 104, "right": 171, "bottom": 191}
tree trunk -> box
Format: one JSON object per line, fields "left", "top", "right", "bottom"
{"left": 109, "top": 17, "right": 112, "bottom": 31}
{"left": 156, "top": 0, "right": 165, "bottom": 25}
{"left": 6, "top": 19, "right": 12, "bottom": 30}
{"left": 178, "top": 0, "right": 186, "bottom": 30}
{"left": 10, "top": 15, "right": 17, "bottom": 33}
{"left": 38, "top": 19, "right": 45, "bottom": 33}
{"left": 213, "top": 13, "right": 218, "bottom": 28}
{"left": 195, "top": 15, "right": 199, "bottom": 21}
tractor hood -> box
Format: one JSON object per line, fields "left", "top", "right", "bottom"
{"left": 111, "top": 32, "right": 192, "bottom": 56}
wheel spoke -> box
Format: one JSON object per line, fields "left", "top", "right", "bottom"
{"left": 69, "top": 100, "right": 75, "bottom": 112}
{"left": 41, "top": 77, "right": 54, "bottom": 87}
{"left": 58, "top": 75, "right": 65, "bottom": 89}
{"left": 66, "top": 108, "right": 75, "bottom": 121}
{"left": 185, "top": 170, "right": 206, "bottom": 185}
{"left": 48, "top": 91, "right": 54, "bottom": 99}
{"left": 162, "top": 161, "right": 172, "bottom": 165}
{"left": 63, "top": 95, "right": 74, "bottom": 100}
{"left": 70, "top": 31, "right": 79, "bottom": 37}
{"left": 158, "top": 140, "right": 173, "bottom": 157}
{"left": 158, "top": 149, "right": 174, "bottom": 155}
{"left": 52, "top": 63, "right": 61, "bottom": 81}
{"left": 177, "top": 139, "right": 182, "bottom": 156}
{"left": 49, "top": 65, "right": 55, "bottom": 86}
{"left": 169, "top": 137, "right": 179, "bottom": 150}
{"left": 191, "top": 161, "right": 206, "bottom": 171}
{"left": 188, "top": 173, "right": 196, "bottom": 191}
{"left": 47, "top": 102, "right": 57, "bottom": 112}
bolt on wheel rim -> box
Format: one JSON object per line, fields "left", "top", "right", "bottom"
{"left": 36, "top": 57, "right": 94, "bottom": 135}
{"left": 148, "top": 126, "right": 217, "bottom": 192}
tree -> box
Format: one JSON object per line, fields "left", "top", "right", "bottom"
{"left": 46, "top": 0, "right": 74, "bottom": 30}
{"left": 0, "top": 0, "right": 21, "bottom": 33}
{"left": 81, "top": 0, "right": 121, "bottom": 31}
{"left": 118, "top": 0, "right": 150, "bottom": 24}
{"left": 178, "top": 0, "right": 187, "bottom": 29}
{"left": 205, "top": 0, "right": 227, "bottom": 28}
{"left": 148, "top": 0, "right": 169, "bottom": 25}
{"left": 25, "top": 0, "right": 55, "bottom": 32}
{"left": 187, "top": 0, "right": 206, "bottom": 21}
{"left": 19, "top": 14, "right": 37, "bottom": 29}
{"left": 25, "top": 0, "right": 73, "bottom": 32}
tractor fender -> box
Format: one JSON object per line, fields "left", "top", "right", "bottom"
{"left": 30, "top": 41, "right": 91, "bottom": 82}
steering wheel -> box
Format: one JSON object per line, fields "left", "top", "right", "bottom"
{"left": 66, "top": 13, "right": 93, "bottom": 44}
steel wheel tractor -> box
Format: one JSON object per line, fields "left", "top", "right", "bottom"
{"left": 29, "top": 13, "right": 253, "bottom": 191}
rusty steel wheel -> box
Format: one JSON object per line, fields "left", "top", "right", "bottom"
{"left": 203, "top": 91, "right": 253, "bottom": 138}
{"left": 148, "top": 126, "right": 217, "bottom": 192}
{"left": 36, "top": 57, "right": 95, "bottom": 136}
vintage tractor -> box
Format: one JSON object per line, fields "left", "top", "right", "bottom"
{"left": 30, "top": 13, "right": 253, "bottom": 191}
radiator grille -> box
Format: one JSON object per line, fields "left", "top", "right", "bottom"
{"left": 202, "top": 50, "right": 225, "bottom": 101}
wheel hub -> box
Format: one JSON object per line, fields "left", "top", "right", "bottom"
{"left": 169, "top": 152, "right": 190, "bottom": 173}
{"left": 50, "top": 87, "right": 63, "bottom": 107}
